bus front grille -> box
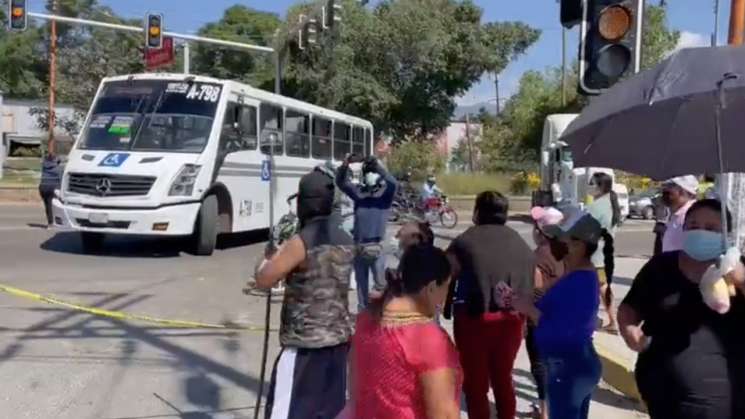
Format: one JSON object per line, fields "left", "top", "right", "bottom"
{"left": 67, "top": 173, "right": 156, "bottom": 197}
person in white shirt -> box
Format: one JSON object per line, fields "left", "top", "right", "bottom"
{"left": 661, "top": 176, "right": 699, "bottom": 253}
{"left": 420, "top": 175, "right": 443, "bottom": 211}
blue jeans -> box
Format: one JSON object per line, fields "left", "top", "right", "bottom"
{"left": 354, "top": 253, "right": 385, "bottom": 311}
{"left": 544, "top": 344, "right": 602, "bottom": 419}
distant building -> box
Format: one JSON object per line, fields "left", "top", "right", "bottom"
{"left": 1, "top": 94, "right": 78, "bottom": 159}
{"left": 432, "top": 120, "right": 482, "bottom": 172}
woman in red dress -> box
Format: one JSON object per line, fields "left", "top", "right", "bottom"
{"left": 343, "top": 245, "right": 462, "bottom": 419}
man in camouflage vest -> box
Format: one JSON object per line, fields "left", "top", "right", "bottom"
{"left": 254, "top": 169, "right": 355, "bottom": 419}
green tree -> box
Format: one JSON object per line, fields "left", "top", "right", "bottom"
{"left": 641, "top": 4, "right": 680, "bottom": 71}
{"left": 387, "top": 140, "right": 445, "bottom": 179}
{"left": 192, "top": 5, "right": 280, "bottom": 85}
{"left": 278, "top": 0, "right": 540, "bottom": 141}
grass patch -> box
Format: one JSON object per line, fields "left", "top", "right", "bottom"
{"left": 0, "top": 172, "right": 38, "bottom": 188}
{"left": 4, "top": 157, "right": 41, "bottom": 172}
{"left": 438, "top": 172, "right": 513, "bottom": 196}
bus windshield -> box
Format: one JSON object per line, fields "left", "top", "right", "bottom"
{"left": 79, "top": 80, "right": 223, "bottom": 153}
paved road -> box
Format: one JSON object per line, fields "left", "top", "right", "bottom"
{"left": 0, "top": 204, "right": 652, "bottom": 418}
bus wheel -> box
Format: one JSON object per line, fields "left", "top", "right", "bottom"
{"left": 80, "top": 232, "right": 105, "bottom": 253}
{"left": 194, "top": 194, "right": 219, "bottom": 256}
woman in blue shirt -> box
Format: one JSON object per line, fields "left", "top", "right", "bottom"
{"left": 514, "top": 209, "right": 609, "bottom": 419}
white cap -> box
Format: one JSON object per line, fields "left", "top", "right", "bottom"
{"left": 665, "top": 175, "right": 699, "bottom": 195}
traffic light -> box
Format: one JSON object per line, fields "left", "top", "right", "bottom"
{"left": 579, "top": 0, "right": 643, "bottom": 95}
{"left": 322, "top": 0, "right": 342, "bottom": 30}
{"left": 8, "top": 0, "right": 28, "bottom": 31}
{"left": 560, "top": 0, "right": 583, "bottom": 28}
{"left": 145, "top": 13, "right": 164, "bottom": 49}
{"left": 306, "top": 18, "right": 318, "bottom": 46}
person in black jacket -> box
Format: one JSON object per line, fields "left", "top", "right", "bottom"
{"left": 39, "top": 148, "right": 63, "bottom": 228}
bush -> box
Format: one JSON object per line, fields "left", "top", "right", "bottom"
{"left": 386, "top": 141, "right": 445, "bottom": 180}
{"left": 437, "top": 172, "right": 512, "bottom": 196}
{"left": 509, "top": 171, "right": 540, "bottom": 195}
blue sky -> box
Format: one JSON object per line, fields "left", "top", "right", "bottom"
{"left": 29, "top": 1, "right": 726, "bottom": 105}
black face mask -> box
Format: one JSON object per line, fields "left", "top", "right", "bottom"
{"left": 549, "top": 239, "right": 569, "bottom": 261}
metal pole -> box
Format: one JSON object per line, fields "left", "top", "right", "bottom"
{"left": 183, "top": 42, "right": 190, "bottom": 74}
{"left": 714, "top": 0, "right": 721, "bottom": 46}
{"left": 466, "top": 113, "right": 474, "bottom": 172}
{"left": 561, "top": 26, "right": 567, "bottom": 107}
{"left": 47, "top": 2, "right": 57, "bottom": 154}
{"left": 253, "top": 50, "right": 282, "bottom": 419}
{"left": 28, "top": 12, "right": 274, "bottom": 53}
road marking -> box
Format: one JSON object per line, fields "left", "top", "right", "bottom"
{"left": 0, "top": 282, "right": 273, "bottom": 332}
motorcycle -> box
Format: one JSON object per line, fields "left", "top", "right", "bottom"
{"left": 421, "top": 195, "right": 458, "bottom": 229}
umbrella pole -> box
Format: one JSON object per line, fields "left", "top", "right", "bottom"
{"left": 715, "top": 77, "right": 733, "bottom": 251}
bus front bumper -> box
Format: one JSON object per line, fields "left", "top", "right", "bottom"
{"left": 52, "top": 199, "right": 201, "bottom": 236}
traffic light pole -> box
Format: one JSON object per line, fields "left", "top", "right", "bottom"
{"left": 47, "top": 1, "right": 57, "bottom": 155}
{"left": 728, "top": 0, "right": 745, "bottom": 45}
{"left": 27, "top": 12, "right": 275, "bottom": 53}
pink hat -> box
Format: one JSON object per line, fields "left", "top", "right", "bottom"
{"left": 530, "top": 206, "right": 564, "bottom": 230}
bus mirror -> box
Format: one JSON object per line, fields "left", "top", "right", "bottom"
{"left": 541, "top": 151, "right": 549, "bottom": 166}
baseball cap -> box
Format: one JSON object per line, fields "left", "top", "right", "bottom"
{"left": 543, "top": 206, "right": 603, "bottom": 245}
{"left": 664, "top": 175, "right": 699, "bottom": 195}
{"left": 530, "top": 206, "right": 564, "bottom": 231}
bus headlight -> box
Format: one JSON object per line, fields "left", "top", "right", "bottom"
{"left": 169, "top": 164, "right": 202, "bottom": 196}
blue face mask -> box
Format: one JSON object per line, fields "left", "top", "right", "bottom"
{"left": 682, "top": 229, "right": 725, "bottom": 261}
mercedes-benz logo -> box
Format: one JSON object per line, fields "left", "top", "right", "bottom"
{"left": 96, "top": 178, "right": 112, "bottom": 196}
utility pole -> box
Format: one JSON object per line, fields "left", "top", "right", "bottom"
{"left": 713, "top": 0, "right": 721, "bottom": 46}
{"left": 494, "top": 75, "right": 500, "bottom": 115}
{"left": 561, "top": 26, "right": 567, "bottom": 106}
{"left": 465, "top": 113, "right": 474, "bottom": 172}
{"left": 47, "top": 0, "right": 58, "bottom": 154}
{"left": 729, "top": 0, "right": 745, "bottom": 45}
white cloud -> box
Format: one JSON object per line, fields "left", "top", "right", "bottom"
{"left": 675, "top": 31, "right": 711, "bottom": 52}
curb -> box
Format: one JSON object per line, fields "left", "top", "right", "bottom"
{"left": 595, "top": 341, "right": 644, "bottom": 404}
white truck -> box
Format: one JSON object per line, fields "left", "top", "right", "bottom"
{"left": 533, "top": 114, "right": 626, "bottom": 219}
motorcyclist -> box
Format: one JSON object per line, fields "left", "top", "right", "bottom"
{"left": 336, "top": 155, "right": 398, "bottom": 310}
{"left": 421, "top": 174, "right": 443, "bottom": 211}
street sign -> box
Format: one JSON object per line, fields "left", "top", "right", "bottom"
{"left": 261, "top": 160, "right": 271, "bottom": 182}
{"left": 145, "top": 36, "right": 175, "bottom": 70}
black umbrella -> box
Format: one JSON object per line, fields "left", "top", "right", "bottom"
{"left": 560, "top": 45, "right": 745, "bottom": 246}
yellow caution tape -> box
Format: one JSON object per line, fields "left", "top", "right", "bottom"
{"left": 0, "top": 283, "right": 274, "bottom": 332}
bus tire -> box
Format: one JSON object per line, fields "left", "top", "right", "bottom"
{"left": 194, "top": 195, "right": 219, "bottom": 256}
{"left": 80, "top": 232, "right": 105, "bottom": 253}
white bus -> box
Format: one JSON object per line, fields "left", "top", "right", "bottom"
{"left": 53, "top": 73, "right": 374, "bottom": 255}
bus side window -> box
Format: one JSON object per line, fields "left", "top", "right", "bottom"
{"left": 260, "top": 103, "right": 283, "bottom": 155}
{"left": 365, "top": 128, "right": 372, "bottom": 157}
{"left": 220, "top": 102, "right": 241, "bottom": 153}
{"left": 333, "top": 122, "right": 350, "bottom": 161}
{"left": 312, "top": 117, "right": 332, "bottom": 160}
{"left": 236, "top": 105, "right": 258, "bottom": 150}
{"left": 220, "top": 103, "right": 257, "bottom": 153}
{"left": 352, "top": 127, "right": 364, "bottom": 156}
{"left": 286, "top": 110, "right": 310, "bottom": 158}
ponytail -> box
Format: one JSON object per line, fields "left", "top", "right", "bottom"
{"left": 609, "top": 190, "right": 621, "bottom": 228}
{"left": 601, "top": 229, "right": 615, "bottom": 306}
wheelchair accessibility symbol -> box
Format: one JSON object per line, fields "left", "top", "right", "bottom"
{"left": 261, "top": 160, "right": 271, "bottom": 182}
{"left": 99, "top": 153, "right": 130, "bottom": 167}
